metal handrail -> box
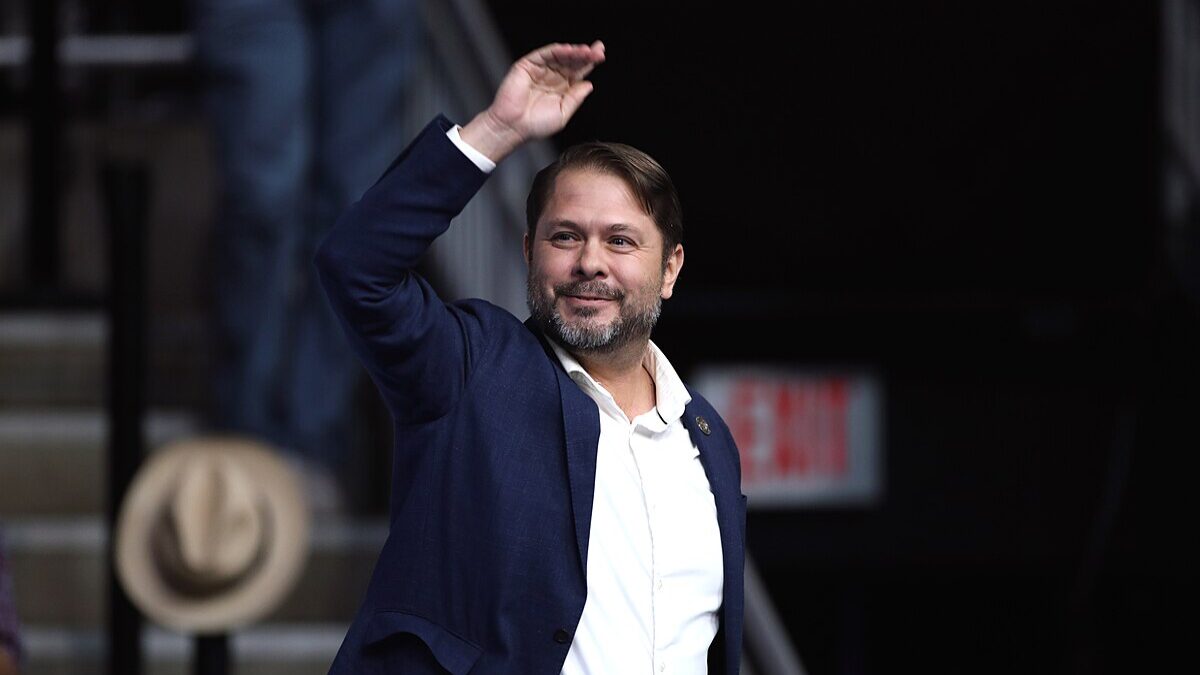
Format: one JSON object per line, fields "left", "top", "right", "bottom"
{"left": 0, "top": 34, "right": 194, "bottom": 67}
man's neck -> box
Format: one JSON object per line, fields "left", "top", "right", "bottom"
{"left": 570, "top": 340, "right": 657, "bottom": 420}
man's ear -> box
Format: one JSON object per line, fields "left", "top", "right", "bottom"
{"left": 660, "top": 244, "right": 684, "bottom": 300}
{"left": 523, "top": 232, "right": 532, "bottom": 266}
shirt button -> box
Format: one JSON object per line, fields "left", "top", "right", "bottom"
{"left": 553, "top": 629, "right": 571, "bottom": 644}
{"left": 659, "top": 663, "right": 666, "bottom": 672}
{"left": 656, "top": 578, "right": 663, "bottom": 590}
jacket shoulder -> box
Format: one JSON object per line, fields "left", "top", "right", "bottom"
{"left": 683, "top": 386, "right": 729, "bottom": 429}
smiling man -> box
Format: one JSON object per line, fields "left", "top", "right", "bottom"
{"left": 316, "top": 41, "right": 745, "bottom": 675}
{"left": 524, "top": 146, "right": 685, "bottom": 411}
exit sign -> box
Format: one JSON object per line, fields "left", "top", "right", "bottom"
{"left": 693, "top": 368, "right": 884, "bottom": 508}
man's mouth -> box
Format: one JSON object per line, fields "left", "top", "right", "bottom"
{"left": 563, "top": 295, "right": 614, "bottom": 307}
{"left": 556, "top": 282, "right": 621, "bottom": 304}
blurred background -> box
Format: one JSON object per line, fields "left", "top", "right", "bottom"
{"left": 1, "top": 0, "right": 1197, "bottom": 673}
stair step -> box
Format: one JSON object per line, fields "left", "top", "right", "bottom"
{"left": 0, "top": 312, "right": 209, "bottom": 408}
{"left": 4, "top": 517, "right": 387, "bottom": 626}
{"left": 0, "top": 409, "right": 201, "bottom": 516}
{"left": 21, "top": 623, "right": 347, "bottom": 675}
{"left": 0, "top": 313, "right": 105, "bottom": 407}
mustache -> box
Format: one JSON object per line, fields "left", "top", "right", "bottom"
{"left": 555, "top": 280, "right": 623, "bottom": 300}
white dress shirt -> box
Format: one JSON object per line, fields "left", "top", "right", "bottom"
{"left": 447, "top": 126, "right": 725, "bottom": 674}
{"left": 549, "top": 341, "right": 724, "bottom": 675}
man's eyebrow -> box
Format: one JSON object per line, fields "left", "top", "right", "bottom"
{"left": 541, "top": 219, "right": 579, "bottom": 231}
{"left": 542, "top": 221, "right": 641, "bottom": 233}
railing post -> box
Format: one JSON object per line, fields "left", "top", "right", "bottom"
{"left": 26, "top": 0, "right": 62, "bottom": 293}
{"left": 103, "top": 159, "right": 149, "bottom": 675}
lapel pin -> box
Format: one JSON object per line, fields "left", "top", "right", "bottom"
{"left": 696, "top": 416, "right": 711, "bottom": 435}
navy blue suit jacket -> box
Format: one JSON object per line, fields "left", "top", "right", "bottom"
{"left": 315, "top": 116, "right": 746, "bottom": 674}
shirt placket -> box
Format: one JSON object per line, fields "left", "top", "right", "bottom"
{"left": 630, "top": 420, "right": 671, "bottom": 675}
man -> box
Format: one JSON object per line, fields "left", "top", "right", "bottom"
{"left": 193, "top": 0, "right": 420, "bottom": 510}
{"left": 316, "top": 41, "right": 746, "bottom": 674}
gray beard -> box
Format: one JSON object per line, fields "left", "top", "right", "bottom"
{"left": 526, "top": 276, "right": 662, "bottom": 354}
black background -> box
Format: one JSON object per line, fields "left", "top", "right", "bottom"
{"left": 488, "top": 2, "right": 1194, "bottom": 674}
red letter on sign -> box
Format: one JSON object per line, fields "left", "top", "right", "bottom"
{"left": 828, "top": 379, "right": 848, "bottom": 475}
{"left": 775, "top": 383, "right": 809, "bottom": 478}
{"left": 729, "top": 379, "right": 758, "bottom": 482}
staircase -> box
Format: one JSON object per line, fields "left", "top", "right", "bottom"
{"left": 0, "top": 307, "right": 392, "bottom": 674}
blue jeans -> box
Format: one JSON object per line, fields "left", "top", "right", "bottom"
{"left": 194, "top": 0, "right": 420, "bottom": 476}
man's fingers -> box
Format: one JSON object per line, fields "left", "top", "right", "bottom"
{"left": 560, "top": 80, "right": 596, "bottom": 120}
{"left": 531, "top": 41, "right": 605, "bottom": 73}
{"left": 571, "top": 60, "right": 598, "bottom": 81}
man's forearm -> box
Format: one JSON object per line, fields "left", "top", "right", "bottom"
{"left": 312, "top": 116, "right": 492, "bottom": 421}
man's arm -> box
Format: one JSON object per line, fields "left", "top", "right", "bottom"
{"left": 313, "top": 41, "right": 604, "bottom": 423}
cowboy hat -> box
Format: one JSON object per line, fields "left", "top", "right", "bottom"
{"left": 114, "top": 436, "right": 310, "bottom": 633}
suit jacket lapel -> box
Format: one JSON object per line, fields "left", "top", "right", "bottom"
{"left": 558, "top": 369, "right": 601, "bottom": 573}
{"left": 526, "top": 319, "right": 600, "bottom": 576}
{"left": 684, "top": 397, "right": 745, "bottom": 665}
{"left": 684, "top": 399, "right": 742, "bottom": 563}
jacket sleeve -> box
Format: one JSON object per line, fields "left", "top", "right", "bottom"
{"left": 314, "top": 115, "right": 492, "bottom": 424}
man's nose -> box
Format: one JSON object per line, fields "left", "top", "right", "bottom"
{"left": 573, "top": 240, "right": 608, "bottom": 278}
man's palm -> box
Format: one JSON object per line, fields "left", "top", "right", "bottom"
{"left": 490, "top": 41, "right": 605, "bottom": 141}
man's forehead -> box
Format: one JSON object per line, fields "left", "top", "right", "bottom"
{"left": 543, "top": 169, "right": 649, "bottom": 218}
{"left": 552, "top": 166, "right": 631, "bottom": 190}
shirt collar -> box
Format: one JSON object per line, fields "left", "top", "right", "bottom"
{"left": 547, "top": 337, "right": 692, "bottom": 423}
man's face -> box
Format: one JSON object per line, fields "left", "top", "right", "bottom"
{"left": 525, "top": 168, "right": 683, "bottom": 354}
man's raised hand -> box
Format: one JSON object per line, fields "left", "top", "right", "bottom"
{"left": 461, "top": 41, "right": 606, "bottom": 163}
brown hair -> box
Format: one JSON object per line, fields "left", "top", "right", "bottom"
{"left": 526, "top": 142, "right": 682, "bottom": 267}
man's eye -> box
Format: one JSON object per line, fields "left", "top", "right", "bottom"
{"left": 610, "top": 237, "right": 631, "bottom": 247}
{"left": 551, "top": 232, "right": 576, "bottom": 242}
